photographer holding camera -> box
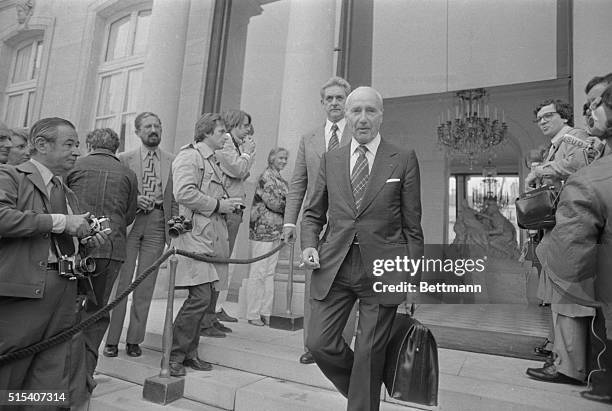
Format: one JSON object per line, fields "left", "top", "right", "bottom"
{"left": 66, "top": 127, "right": 138, "bottom": 389}
{"left": 0, "top": 118, "right": 108, "bottom": 404}
{"left": 167, "top": 113, "right": 243, "bottom": 376}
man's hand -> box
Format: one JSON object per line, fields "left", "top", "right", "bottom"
{"left": 81, "top": 230, "right": 110, "bottom": 248}
{"left": 242, "top": 137, "right": 256, "bottom": 156}
{"left": 137, "top": 195, "right": 154, "bottom": 211}
{"left": 524, "top": 171, "right": 539, "bottom": 190}
{"left": 283, "top": 226, "right": 296, "bottom": 244}
{"left": 301, "top": 247, "right": 320, "bottom": 269}
{"left": 218, "top": 199, "right": 235, "bottom": 214}
{"left": 65, "top": 213, "right": 93, "bottom": 238}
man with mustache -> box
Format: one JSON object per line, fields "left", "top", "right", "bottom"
{"left": 104, "top": 112, "right": 177, "bottom": 358}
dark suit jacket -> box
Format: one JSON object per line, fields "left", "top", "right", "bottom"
{"left": 118, "top": 147, "right": 177, "bottom": 244}
{"left": 0, "top": 161, "right": 81, "bottom": 298}
{"left": 301, "top": 138, "right": 424, "bottom": 305}
{"left": 284, "top": 122, "right": 351, "bottom": 225}
{"left": 67, "top": 151, "right": 138, "bottom": 261}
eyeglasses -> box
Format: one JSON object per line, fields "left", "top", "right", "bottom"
{"left": 534, "top": 112, "right": 557, "bottom": 123}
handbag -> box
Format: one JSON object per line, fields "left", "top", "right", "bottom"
{"left": 383, "top": 304, "right": 439, "bottom": 406}
{"left": 515, "top": 185, "right": 560, "bottom": 230}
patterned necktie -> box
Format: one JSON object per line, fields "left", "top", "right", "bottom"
{"left": 50, "top": 177, "right": 75, "bottom": 256}
{"left": 142, "top": 151, "right": 157, "bottom": 198}
{"left": 328, "top": 123, "right": 340, "bottom": 152}
{"left": 351, "top": 145, "right": 369, "bottom": 210}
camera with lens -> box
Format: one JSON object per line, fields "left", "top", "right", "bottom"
{"left": 168, "top": 215, "right": 193, "bottom": 238}
{"left": 58, "top": 254, "right": 97, "bottom": 280}
{"left": 82, "top": 215, "right": 112, "bottom": 241}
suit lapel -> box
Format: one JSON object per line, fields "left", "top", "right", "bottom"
{"left": 19, "top": 162, "right": 50, "bottom": 200}
{"left": 358, "top": 140, "right": 398, "bottom": 215}
{"left": 312, "top": 125, "right": 326, "bottom": 158}
{"left": 340, "top": 123, "right": 352, "bottom": 147}
{"left": 130, "top": 149, "right": 143, "bottom": 193}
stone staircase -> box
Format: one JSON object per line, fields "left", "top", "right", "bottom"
{"left": 90, "top": 300, "right": 610, "bottom": 411}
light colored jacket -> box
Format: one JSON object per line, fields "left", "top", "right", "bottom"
{"left": 170, "top": 142, "right": 229, "bottom": 289}
{"left": 215, "top": 133, "right": 254, "bottom": 199}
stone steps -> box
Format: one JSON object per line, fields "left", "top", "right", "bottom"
{"left": 91, "top": 322, "right": 611, "bottom": 411}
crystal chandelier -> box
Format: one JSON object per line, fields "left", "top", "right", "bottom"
{"left": 471, "top": 161, "right": 510, "bottom": 211}
{"left": 438, "top": 88, "right": 508, "bottom": 169}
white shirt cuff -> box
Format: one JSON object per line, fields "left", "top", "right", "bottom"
{"left": 51, "top": 214, "right": 66, "bottom": 233}
{"left": 283, "top": 223, "right": 296, "bottom": 228}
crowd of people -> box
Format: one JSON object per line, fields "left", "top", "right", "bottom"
{"left": 0, "top": 72, "right": 610, "bottom": 410}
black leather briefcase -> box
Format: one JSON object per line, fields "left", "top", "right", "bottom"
{"left": 383, "top": 310, "right": 439, "bottom": 406}
{"left": 515, "top": 185, "right": 560, "bottom": 230}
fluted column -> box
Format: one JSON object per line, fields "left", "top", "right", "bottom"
{"left": 140, "top": 0, "right": 190, "bottom": 153}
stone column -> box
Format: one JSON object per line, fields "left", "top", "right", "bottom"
{"left": 140, "top": 0, "right": 190, "bottom": 153}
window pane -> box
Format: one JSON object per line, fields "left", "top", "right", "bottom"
{"left": 31, "top": 40, "right": 43, "bottom": 80}
{"left": 105, "top": 15, "right": 131, "bottom": 61}
{"left": 96, "top": 73, "right": 124, "bottom": 117}
{"left": 12, "top": 43, "right": 33, "bottom": 83}
{"left": 133, "top": 10, "right": 151, "bottom": 56}
{"left": 24, "top": 91, "right": 36, "bottom": 127}
{"left": 124, "top": 68, "right": 142, "bottom": 112}
{"left": 95, "top": 117, "right": 116, "bottom": 129}
{"left": 5, "top": 94, "right": 23, "bottom": 127}
{"left": 119, "top": 113, "right": 137, "bottom": 152}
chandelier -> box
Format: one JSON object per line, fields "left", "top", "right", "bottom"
{"left": 471, "top": 161, "right": 510, "bottom": 211}
{"left": 438, "top": 88, "right": 508, "bottom": 169}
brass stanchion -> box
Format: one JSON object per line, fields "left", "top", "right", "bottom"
{"left": 270, "top": 240, "right": 303, "bottom": 330}
{"left": 143, "top": 254, "right": 185, "bottom": 404}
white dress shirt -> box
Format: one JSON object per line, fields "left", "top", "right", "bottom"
{"left": 349, "top": 134, "right": 381, "bottom": 174}
{"left": 324, "top": 118, "right": 347, "bottom": 151}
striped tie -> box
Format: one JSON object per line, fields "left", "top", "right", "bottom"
{"left": 142, "top": 151, "right": 157, "bottom": 199}
{"left": 50, "top": 177, "right": 75, "bottom": 256}
{"left": 351, "top": 145, "right": 369, "bottom": 210}
{"left": 328, "top": 123, "right": 339, "bottom": 151}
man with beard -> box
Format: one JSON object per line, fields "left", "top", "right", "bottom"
{"left": 104, "top": 112, "right": 176, "bottom": 358}
{"left": 534, "top": 84, "right": 612, "bottom": 404}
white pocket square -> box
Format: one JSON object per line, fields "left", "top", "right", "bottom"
{"left": 386, "top": 178, "right": 400, "bottom": 183}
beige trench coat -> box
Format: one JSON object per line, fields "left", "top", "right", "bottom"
{"left": 171, "top": 142, "right": 230, "bottom": 289}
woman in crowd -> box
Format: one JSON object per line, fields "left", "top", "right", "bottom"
{"left": 7, "top": 128, "right": 30, "bottom": 165}
{"left": 246, "top": 147, "right": 289, "bottom": 326}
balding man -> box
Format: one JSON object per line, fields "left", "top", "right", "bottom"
{"left": 301, "top": 87, "right": 424, "bottom": 410}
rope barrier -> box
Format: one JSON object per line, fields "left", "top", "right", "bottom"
{"left": 0, "top": 242, "right": 286, "bottom": 366}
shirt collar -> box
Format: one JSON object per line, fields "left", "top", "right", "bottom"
{"left": 351, "top": 133, "right": 381, "bottom": 156}
{"left": 141, "top": 145, "right": 160, "bottom": 160}
{"left": 30, "top": 158, "right": 55, "bottom": 186}
{"left": 550, "top": 125, "right": 572, "bottom": 146}
{"left": 195, "top": 141, "right": 215, "bottom": 159}
{"left": 326, "top": 118, "right": 346, "bottom": 134}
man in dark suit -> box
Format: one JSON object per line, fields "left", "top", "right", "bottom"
{"left": 301, "top": 86, "right": 424, "bottom": 411}
{"left": 0, "top": 117, "right": 107, "bottom": 401}
{"left": 283, "top": 76, "right": 357, "bottom": 364}
{"left": 67, "top": 128, "right": 138, "bottom": 384}
{"left": 105, "top": 112, "right": 177, "bottom": 358}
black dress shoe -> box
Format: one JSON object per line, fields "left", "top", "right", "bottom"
{"left": 103, "top": 344, "right": 118, "bottom": 357}
{"left": 213, "top": 321, "right": 232, "bottom": 333}
{"left": 183, "top": 357, "right": 212, "bottom": 371}
{"left": 216, "top": 308, "right": 238, "bottom": 322}
{"left": 126, "top": 343, "right": 142, "bottom": 357}
{"left": 299, "top": 351, "right": 315, "bottom": 364}
{"left": 169, "top": 362, "right": 186, "bottom": 377}
{"left": 581, "top": 389, "right": 612, "bottom": 404}
{"left": 526, "top": 365, "right": 584, "bottom": 385}
{"left": 201, "top": 327, "right": 226, "bottom": 338}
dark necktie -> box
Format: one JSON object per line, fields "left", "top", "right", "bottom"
{"left": 142, "top": 151, "right": 158, "bottom": 199}
{"left": 351, "top": 145, "right": 369, "bottom": 210}
{"left": 328, "top": 123, "right": 340, "bottom": 152}
{"left": 50, "top": 177, "right": 75, "bottom": 256}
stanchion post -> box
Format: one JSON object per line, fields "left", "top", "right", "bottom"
{"left": 286, "top": 242, "right": 294, "bottom": 315}
{"left": 270, "top": 240, "right": 303, "bottom": 331}
{"left": 143, "top": 254, "right": 184, "bottom": 404}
